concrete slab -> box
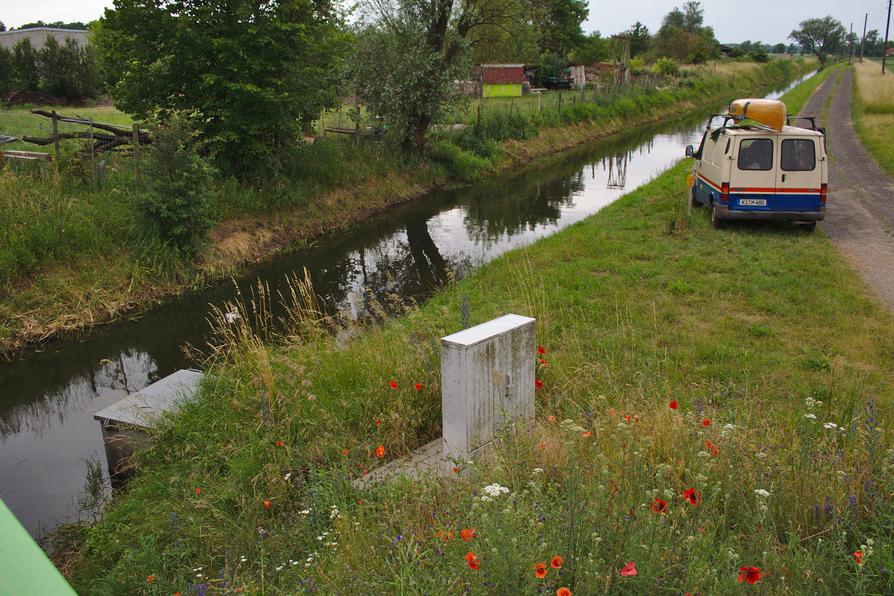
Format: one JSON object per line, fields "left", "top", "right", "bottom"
{"left": 93, "top": 369, "right": 204, "bottom": 429}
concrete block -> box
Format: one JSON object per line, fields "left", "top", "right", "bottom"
{"left": 441, "top": 314, "right": 535, "bottom": 470}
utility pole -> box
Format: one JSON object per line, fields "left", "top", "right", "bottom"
{"left": 849, "top": 22, "right": 854, "bottom": 64}
{"left": 860, "top": 13, "right": 868, "bottom": 63}
{"left": 885, "top": 0, "right": 892, "bottom": 74}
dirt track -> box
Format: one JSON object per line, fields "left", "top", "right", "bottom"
{"left": 803, "top": 67, "right": 894, "bottom": 310}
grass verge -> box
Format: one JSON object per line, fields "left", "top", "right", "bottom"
{"left": 852, "top": 61, "right": 894, "bottom": 176}
{"left": 68, "top": 148, "right": 894, "bottom": 592}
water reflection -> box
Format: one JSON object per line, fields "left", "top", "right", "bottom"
{"left": 0, "top": 73, "right": 814, "bottom": 536}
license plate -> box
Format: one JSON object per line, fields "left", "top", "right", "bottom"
{"left": 739, "top": 198, "right": 767, "bottom": 206}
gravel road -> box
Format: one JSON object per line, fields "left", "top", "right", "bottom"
{"left": 804, "top": 67, "right": 894, "bottom": 310}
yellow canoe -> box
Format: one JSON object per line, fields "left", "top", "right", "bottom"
{"left": 728, "top": 98, "right": 787, "bottom": 132}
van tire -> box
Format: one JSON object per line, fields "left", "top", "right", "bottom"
{"left": 690, "top": 188, "right": 700, "bottom": 208}
{"left": 711, "top": 204, "right": 723, "bottom": 229}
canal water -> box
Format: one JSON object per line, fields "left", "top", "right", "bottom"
{"left": 0, "top": 72, "right": 815, "bottom": 537}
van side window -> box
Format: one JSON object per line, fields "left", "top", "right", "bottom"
{"left": 781, "top": 139, "right": 816, "bottom": 171}
{"left": 737, "top": 139, "right": 773, "bottom": 171}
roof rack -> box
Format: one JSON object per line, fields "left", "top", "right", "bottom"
{"left": 786, "top": 115, "right": 820, "bottom": 131}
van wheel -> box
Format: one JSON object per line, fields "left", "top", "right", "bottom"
{"left": 690, "top": 188, "right": 700, "bottom": 208}
{"left": 711, "top": 204, "right": 723, "bottom": 229}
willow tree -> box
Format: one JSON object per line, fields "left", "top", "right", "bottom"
{"left": 354, "top": 0, "right": 524, "bottom": 149}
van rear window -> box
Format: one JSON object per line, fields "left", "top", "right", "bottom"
{"left": 737, "top": 139, "right": 773, "bottom": 171}
{"left": 781, "top": 139, "right": 816, "bottom": 171}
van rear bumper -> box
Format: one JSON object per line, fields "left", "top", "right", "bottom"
{"left": 715, "top": 205, "right": 825, "bottom": 222}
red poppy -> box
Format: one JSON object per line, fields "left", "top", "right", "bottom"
{"left": 146, "top": 575, "right": 155, "bottom": 583}
{"left": 465, "top": 552, "right": 480, "bottom": 570}
{"left": 375, "top": 418, "right": 382, "bottom": 426}
{"left": 539, "top": 441, "right": 546, "bottom": 450}
{"left": 633, "top": 415, "right": 640, "bottom": 423}
{"left": 737, "top": 566, "right": 762, "bottom": 585}
{"left": 683, "top": 488, "right": 701, "bottom": 506}
{"left": 535, "top": 379, "right": 544, "bottom": 390}
{"left": 706, "top": 439, "right": 719, "bottom": 457}
{"left": 582, "top": 431, "right": 592, "bottom": 438}
{"left": 548, "top": 415, "right": 557, "bottom": 423}
{"left": 376, "top": 445, "right": 385, "bottom": 459}
{"left": 551, "top": 555, "right": 563, "bottom": 569}
{"left": 263, "top": 500, "right": 271, "bottom": 509}
{"left": 539, "top": 358, "right": 548, "bottom": 366}
{"left": 415, "top": 383, "right": 423, "bottom": 391}
{"left": 460, "top": 528, "right": 476, "bottom": 541}
{"left": 669, "top": 400, "right": 678, "bottom": 410}
{"left": 195, "top": 487, "right": 201, "bottom": 495}
{"left": 702, "top": 417, "right": 711, "bottom": 427}
{"left": 452, "top": 466, "right": 460, "bottom": 474}
{"left": 556, "top": 589, "right": 571, "bottom": 596}
{"left": 534, "top": 562, "right": 548, "bottom": 579}
{"left": 341, "top": 448, "right": 349, "bottom": 456}
{"left": 389, "top": 380, "right": 398, "bottom": 390}
{"left": 437, "top": 530, "right": 445, "bottom": 540}
{"left": 624, "top": 415, "right": 631, "bottom": 422}
{"left": 651, "top": 498, "right": 667, "bottom": 513}
{"left": 538, "top": 345, "right": 546, "bottom": 355}
{"left": 853, "top": 550, "right": 864, "bottom": 565}
{"left": 619, "top": 561, "right": 638, "bottom": 577}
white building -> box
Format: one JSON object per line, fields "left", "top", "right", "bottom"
{"left": 0, "top": 28, "right": 89, "bottom": 50}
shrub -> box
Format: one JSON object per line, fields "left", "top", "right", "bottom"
{"left": 138, "top": 115, "right": 216, "bottom": 256}
{"left": 428, "top": 140, "right": 491, "bottom": 181}
{"left": 654, "top": 57, "right": 680, "bottom": 77}
{"left": 750, "top": 47, "right": 770, "bottom": 63}
{"left": 629, "top": 56, "right": 647, "bottom": 75}
{"left": 0, "top": 46, "right": 11, "bottom": 94}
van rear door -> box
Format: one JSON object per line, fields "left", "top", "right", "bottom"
{"left": 775, "top": 137, "right": 823, "bottom": 212}
{"left": 729, "top": 136, "right": 776, "bottom": 211}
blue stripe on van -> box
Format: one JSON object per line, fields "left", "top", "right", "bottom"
{"left": 729, "top": 193, "right": 822, "bottom": 212}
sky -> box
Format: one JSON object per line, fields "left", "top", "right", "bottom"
{"left": 0, "top": 0, "right": 891, "bottom": 45}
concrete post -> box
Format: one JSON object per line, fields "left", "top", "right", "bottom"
{"left": 440, "top": 314, "right": 535, "bottom": 470}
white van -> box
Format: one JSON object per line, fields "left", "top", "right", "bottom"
{"left": 685, "top": 116, "right": 828, "bottom": 230}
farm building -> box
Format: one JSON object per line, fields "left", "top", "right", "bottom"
{"left": 0, "top": 28, "right": 88, "bottom": 49}
{"left": 481, "top": 64, "right": 527, "bottom": 98}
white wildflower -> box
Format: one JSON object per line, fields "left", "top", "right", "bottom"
{"left": 755, "top": 452, "right": 767, "bottom": 459}
{"left": 482, "top": 483, "right": 510, "bottom": 497}
{"left": 804, "top": 413, "right": 817, "bottom": 420}
{"left": 224, "top": 311, "right": 241, "bottom": 324}
{"left": 724, "top": 423, "right": 736, "bottom": 430}
{"left": 824, "top": 422, "right": 838, "bottom": 430}
{"left": 532, "top": 467, "right": 544, "bottom": 474}
{"left": 755, "top": 489, "right": 771, "bottom": 498}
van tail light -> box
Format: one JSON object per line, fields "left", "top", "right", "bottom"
{"left": 820, "top": 183, "right": 827, "bottom": 203}
{"left": 721, "top": 182, "right": 730, "bottom": 203}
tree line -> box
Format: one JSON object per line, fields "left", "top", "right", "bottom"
{"left": 0, "top": 36, "right": 100, "bottom": 99}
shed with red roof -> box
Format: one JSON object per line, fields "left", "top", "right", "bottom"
{"left": 481, "top": 64, "right": 527, "bottom": 98}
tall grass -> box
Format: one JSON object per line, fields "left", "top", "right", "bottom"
{"left": 854, "top": 61, "right": 894, "bottom": 114}
{"left": 69, "top": 158, "right": 894, "bottom": 594}
{"left": 853, "top": 61, "right": 894, "bottom": 176}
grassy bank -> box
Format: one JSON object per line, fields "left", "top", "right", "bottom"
{"left": 0, "top": 59, "right": 812, "bottom": 355}
{"left": 67, "top": 74, "right": 894, "bottom": 593}
{"left": 852, "top": 60, "right": 894, "bottom": 175}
